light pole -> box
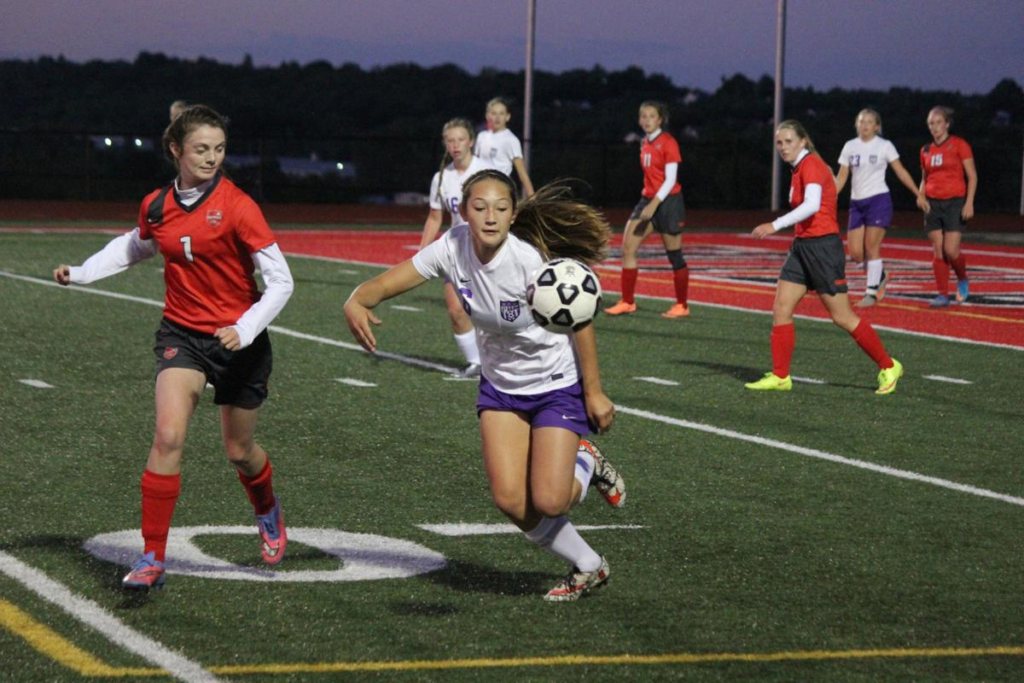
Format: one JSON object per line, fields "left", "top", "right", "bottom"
{"left": 523, "top": 0, "right": 536, "bottom": 173}
{"left": 771, "top": 0, "right": 787, "bottom": 211}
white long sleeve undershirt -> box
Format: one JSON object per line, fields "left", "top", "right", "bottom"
{"left": 67, "top": 230, "right": 294, "bottom": 350}
{"left": 233, "top": 244, "right": 294, "bottom": 348}
{"left": 655, "top": 162, "right": 678, "bottom": 201}
{"left": 771, "top": 150, "right": 820, "bottom": 231}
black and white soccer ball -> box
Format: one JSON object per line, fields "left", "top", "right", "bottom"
{"left": 526, "top": 258, "right": 602, "bottom": 333}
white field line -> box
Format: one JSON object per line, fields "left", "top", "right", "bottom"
{"left": 279, "top": 256, "right": 1024, "bottom": 353}
{"left": 335, "top": 378, "right": 377, "bottom": 387}
{"left": 633, "top": 377, "right": 680, "bottom": 386}
{"left": 3, "top": 269, "right": 1022, "bottom": 508}
{"left": 791, "top": 376, "right": 827, "bottom": 385}
{"left": 0, "top": 550, "right": 225, "bottom": 683}
{"left": 417, "top": 523, "right": 646, "bottom": 536}
{"left": 924, "top": 375, "right": 974, "bottom": 385}
{"left": 390, "top": 305, "right": 422, "bottom": 312}
{"left": 18, "top": 379, "right": 54, "bottom": 389}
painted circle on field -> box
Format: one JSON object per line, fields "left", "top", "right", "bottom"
{"left": 83, "top": 526, "right": 447, "bottom": 582}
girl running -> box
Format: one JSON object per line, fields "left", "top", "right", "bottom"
{"left": 747, "top": 120, "right": 903, "bottom": 395}
{"left": 54, "top": 105, "right": 294, "bottom": 589}
{"left": 346, "top": 169, "right": 626, "bottom": 601}
{"left": 420, "top": 118, "right": 492, "bottom": 376}
{"left": 834, "top": 108, "right": 927, "bottom": 307}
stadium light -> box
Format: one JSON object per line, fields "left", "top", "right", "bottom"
{"left": 771, "top": 0, "right": 786, "bottom": 211}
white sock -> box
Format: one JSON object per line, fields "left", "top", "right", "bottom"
{"left": 524, "top": 516, "right": 602, "bottom": 572}
{"left": 574, "top": 445, "right": 594, "bottom": 504}
{"left": 866, "top": 259, "right": 884, "bottom": 293}
{"left": 454, "top": 329, "right": 480, "bottom": 365}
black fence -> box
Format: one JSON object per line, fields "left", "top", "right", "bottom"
{"left": 1, "top": 129, "right": 1019, "bottom": 213}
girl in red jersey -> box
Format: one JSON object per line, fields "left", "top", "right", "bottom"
{"left": 54, "top": 105, "right": 294, "bottom": 590}
{"left": 604, "top": 101, "right": 691, "bottom": 319}
{"left": 918, "top": 106, "right": 978, "bottom": 307}
{"left": 747, "top": 120, "right": 903, "bottom": 395}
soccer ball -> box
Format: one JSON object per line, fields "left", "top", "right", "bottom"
{"left": 527, "top": 258, "right": 602, "bottom": 333}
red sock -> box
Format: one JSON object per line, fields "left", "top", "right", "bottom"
{"left": 932, "top": 258, "right": 950, "bottom": 297}
{"left": 851, "top": 320, "right": 893, "bottom": 370}
{"left": 140, "top": 470, "right": 181, "bottom": 563}
{"left": 672, "top": 267, "right": 690, "bottom": 306}
{"left": 621, "top": 268, "right": 638, "bottom": 304}
{"left": 238, "top": 458, "right": 276, "bottom": 516}
{"left": 770, "top": 323, "right": 795, "bottom": 378}
{"left": 949, "top": 254, "right": 967, "bottom": 281}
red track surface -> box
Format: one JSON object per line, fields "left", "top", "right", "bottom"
{"left": 276, "top": 230, "right": 1024, "bottom": 350}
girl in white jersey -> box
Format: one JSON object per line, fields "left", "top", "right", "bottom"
{"left": 834, "top": 109, "right": 927, "bottom": 307}
{"left": 421, "top": 118, "right": 492, "bottom": 376}
{"left": 474, "top": 97, "right": 536, "bottom": 196}
{"left": 346, "top": 170, "right": 625, "bottom": 601}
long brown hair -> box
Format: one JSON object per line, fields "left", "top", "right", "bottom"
{"left": 435, "top": 117, "right": 476, "bottom": 203}
{"left": 461, "top": 170, "right": 610, "bottom": 266}
{"left": 162, "top": 104, "right": 229, "bottom": 167}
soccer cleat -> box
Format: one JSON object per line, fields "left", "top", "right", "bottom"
{"left": 744, "top": 372, "right": 792, "bottom": 391}
{"left": 876, "top": 270, "right": 890, "bottom": 302}
{"left": 660, "top": 303, "right": 690, "bottom": 319}
{"left": 543, "top": 556, "right": 611, "bottom": 602}
{"left": 459, "top": 362, "right": 481, "bottom": 378}
{"left": 579, "top": 439, "right": 625, "bottom": 508}
{"left": 875, "top": 358, "right": 904, "bottom": 395}
{"left": 122, "top": 552, "right": 165, "bottom": 591}
{"left": 604, "top": 300, "right": 637, "bottom": 316}
{"left": 956, "top": 279, "right": 969, "bottom": 303}
{"left": 855, "top": 294, "right": 877, "bottom": 308}
{"left": 929, "top": 294, "right": 951, "bottom": 308}
{"left": 256, "top": 496, "right": 287, "bottom": 565}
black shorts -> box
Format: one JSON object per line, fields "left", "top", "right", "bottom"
{"left": 154, "top": 318, "right": 272, "bottom": 409}
{"left": 924, "top": 196, "right": 966, "bottom": 234}
{"left": 779, "top": 234, "right": 849, "bottom": 296}
{"left": 630, "top": 193, "right": 685, "bottom": 235}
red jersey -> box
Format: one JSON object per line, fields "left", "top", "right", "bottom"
{"left": 138, "top": 175, "right": 277, "bottom": 334}
{"left": 790, "top": 153, "right": 839, "bottom": 239}
{"left": 640, "top": 132, "right": 682, "bottom": 199}
{"left": 920, "top": 135, "right": 973, "bottom": 200}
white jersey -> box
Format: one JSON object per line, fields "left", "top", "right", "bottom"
{"left": 428, "top": 156, "right": 493, "bottom": 227}
{"left": 412, "top": 225, "right": 578, "bottom": 395}
{"left": 474, "top": 128, "right": 523, "bottom": 176}
{"left": 837, "top": 136, "right": 900, "bottom": 200}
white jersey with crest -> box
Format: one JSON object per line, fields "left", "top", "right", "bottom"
{"left": 474, "top": 128, "right": 523, "bottom": 176}
{"left": 412, "top": 225, "right": 578, "bottom": 395}
{"left": 837, "top": 136, "right": 900, "bottom": 200}
{"left": 428, "top": 156, "right": 493, "bottom": 227}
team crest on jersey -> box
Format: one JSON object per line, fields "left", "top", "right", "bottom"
{"left": 206, "top": 209, "right": 223, "bottom": 226}
{"left": 163, "top": 346, "right": 178, "bottom": 360}
{"left": 869, "top": 155, "right": 878, "bottom": 164}
{"left": 500, "top": 300, "right": 521, "bottom": 323}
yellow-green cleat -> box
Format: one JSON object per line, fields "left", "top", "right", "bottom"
{"left": 745, "top": 372, "right": 792, "bottom": 391}
{"left": 875, "top": 358, "right": 904, "bottom": 395}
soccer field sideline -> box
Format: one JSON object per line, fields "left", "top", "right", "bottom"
{"left": 3, "top": 265, "right": 1024, "bottom": 680}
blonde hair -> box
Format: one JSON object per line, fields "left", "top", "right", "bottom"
{"left": 436, "top": 117, "right": 476, "bottom": 203}
{"left": 776, "top": 119, "right": 817, "bottom": 155}
{"left": 461, "top": 170, "right": 610, "bottom": 266}
{"left": 929, "top": 106, "right": 955, "bottom": 126}
{"left": 486, "top": 97, "right": 511, "bottom": 113}
{"left": 857, "top": 108, "right": 882, "bottom": 133}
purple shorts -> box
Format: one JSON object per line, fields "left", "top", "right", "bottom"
{"left": 477, "top": 377, "right": 590, "bottom": 435}
{"left": 848, "top": 192, "right": 893, "bottom": 230}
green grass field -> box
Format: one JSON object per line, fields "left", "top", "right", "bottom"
{"left": 1, "top": 230, "right": 1023, "bottom": 682}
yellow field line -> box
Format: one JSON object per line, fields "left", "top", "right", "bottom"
{"left": 592, "top": 268, "right": 1024, "bottom": 325}
{"left": 4, "top": 598, "right": 1022, "bottom": 679}
{"left": 0, "top": 599, "right": 160, "bottom": 678}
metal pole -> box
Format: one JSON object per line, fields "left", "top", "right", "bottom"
{"left": 771, "top": 0, "right": 786, "bottom": 211}
{"left": 1019, "top": 128, "right": 1023, "bottom": 215}
{"left": 523, "top": 0, "right": 536, "bottom": 173}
